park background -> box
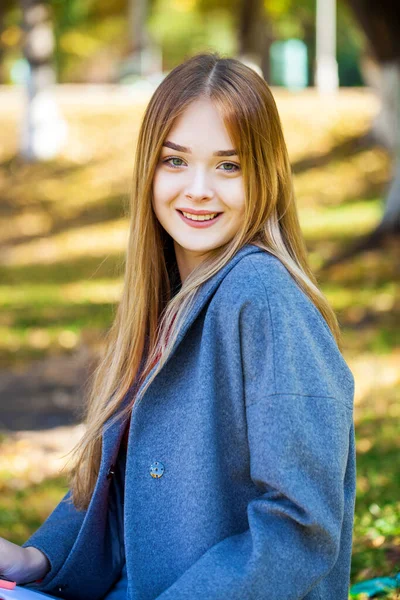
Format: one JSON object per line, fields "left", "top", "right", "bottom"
{"left": 0, "top": 0, "right": 399, "bottom": 598}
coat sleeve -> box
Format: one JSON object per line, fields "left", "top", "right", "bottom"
{"left": 20, "top": 489, "right": 86, "bottom": 586}
{"left": 156, "top": 265, "right": 355, "bottom": 600}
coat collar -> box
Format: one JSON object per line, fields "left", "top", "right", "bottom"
{"left": 172, "top": 242, "right": 263, "bottom": 351}
{"left": 102, "top": 243, "right": 263, "bottom": 458}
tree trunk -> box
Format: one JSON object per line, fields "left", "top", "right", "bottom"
{"left": 238, "top": 0, "right": 272, "bottom": 82}
{"left": 19, "top": 0, "right": 67, "bottom": 161}
{"left": 345, "top": 0, "right": 400, "bottom": 241}
{"left": 360, "top": 59, "right": 400, "bottom": 237}
{"left": 346, "top": 0, "right": 400, "bottom": 63}
{"left": 128, "top": 0, "right": 147, "bottom": 76}
{"left": 379, "top": 161, "right": 400, "bottom": 234}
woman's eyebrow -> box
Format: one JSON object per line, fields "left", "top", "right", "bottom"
{"left": 163, "top": 140, "right": 238, "bottom": 156}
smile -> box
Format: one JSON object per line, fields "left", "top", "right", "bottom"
{"left": 181, "top": 211, "right": 218, "bottom": 221}
{"left": 176, "top": 210, "right": 223, "bottom": 229}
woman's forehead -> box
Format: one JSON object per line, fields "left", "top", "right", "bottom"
{"left": 164, "top": 100, "right": 236, "bottom": 154}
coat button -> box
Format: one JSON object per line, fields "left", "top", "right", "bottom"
{"left": 106, "top": 464, "right": 115, "bottom": 479}
{"left": 149, "top": 461, "right": 164, "bottom": 478}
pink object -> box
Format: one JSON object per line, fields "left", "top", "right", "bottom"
{"left": 0, "top": 578, "right": 16, "bottom": 590}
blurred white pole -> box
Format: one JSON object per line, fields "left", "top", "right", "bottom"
{"left": 315, "top": 0, "right": 339, "bottom": 94}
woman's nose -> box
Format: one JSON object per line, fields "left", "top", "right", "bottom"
{"left": 185, "top": 167, "right": 214, "bottom": 200}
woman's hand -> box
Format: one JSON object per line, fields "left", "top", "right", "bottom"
{"left": 0, "top": 537, "right": 50, "bottom": 584}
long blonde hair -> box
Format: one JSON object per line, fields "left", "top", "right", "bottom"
{"left": 65, "top": 52, "right": 342, "bottom": 510}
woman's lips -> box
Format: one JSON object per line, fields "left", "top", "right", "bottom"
{"left": 176, "top": 210, "right": 223, "bottom": 229}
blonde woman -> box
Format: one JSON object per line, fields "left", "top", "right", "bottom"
{"left": 0, "top": 52, "right": 356, "bottom": 600}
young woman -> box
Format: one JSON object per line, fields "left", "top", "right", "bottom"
{"left": 0, "top": 52, "right": 356, "bottom": 600}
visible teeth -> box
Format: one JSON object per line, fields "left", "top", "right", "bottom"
{"left": 181, "top": 211, "right": 218, "bottom": 221}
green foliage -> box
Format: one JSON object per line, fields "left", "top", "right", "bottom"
{"left": 50, "top": 0, "right": 93, "bottom": 28}
{"left": 337, "top": 0, "right": 364, "bottom": 85}
{"left": 48, "top": 0, "right": 128, "bottom": 81}
{"left": 264, "top": 0, "right": 315, "bottom": 38}
{"left": 148, "top": 1, "right": 236, "bottom": 69}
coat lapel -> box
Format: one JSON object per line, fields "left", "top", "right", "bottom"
{"left": 101, "top": 243, "right": 263, "bottom": 461}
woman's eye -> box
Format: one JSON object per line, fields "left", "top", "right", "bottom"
{"left": 219, "top": 162, "right": 240, "bottom": 173}
{"left": 163, "top": 157, "right": 185, "bottom": 168}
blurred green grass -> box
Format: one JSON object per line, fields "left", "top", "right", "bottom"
{"left": 0, "top": 474, "right": 68, "bottom": 544}
{"left": 0, "top": 88, "right": 399, "bottom": 596}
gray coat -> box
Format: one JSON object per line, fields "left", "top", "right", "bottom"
{"left": 21, "top": 243, "right": 356, "bottom": 600}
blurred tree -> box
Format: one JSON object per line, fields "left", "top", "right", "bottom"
{"left": 148, "top": 0, "right": 236, "bottom": 72}
{"left": 128, "top": 0, "right": 148, "bottom": 75}
{"left": 19, "top": 0, "right": 67, "bottom": 160}
{"left": 346, "top": 0, "right": 400, "bottom": 63}
{"left": 337, "top": 0, "right": 400, "bottom": 257}
{"left": 50, "top": 0, "right": 94, "bottom": 79}
{"left": 117, "top": 0, "right": 162, "bottom": 80}
{"left": 237, "top": 0, "right": 272, "bottom": 80}
{"left": 50, "top": 0, "right": 130, "bottom": 81}
{"left": 0, "top": 0, "right": 15, "bottom": 83}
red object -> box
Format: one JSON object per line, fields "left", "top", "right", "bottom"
{"left": 0, "top": 578, "right": 16, "bottom": 590}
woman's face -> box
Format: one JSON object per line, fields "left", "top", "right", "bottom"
{"left": 152, "top": 98, "right": 245, "bottom": 283}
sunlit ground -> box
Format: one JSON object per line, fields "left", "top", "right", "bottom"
{"left": 0, "top": 87, "right": 399, "bottom": 595}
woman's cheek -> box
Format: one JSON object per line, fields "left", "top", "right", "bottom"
{"left": 220, "top": 179, "right": 245, "bottom": 210}
{"left": 154, "top": 171, "right": 181, "bottom": 201}
{"left": 152, "top": 177, "right": 168, "bottom": 209}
